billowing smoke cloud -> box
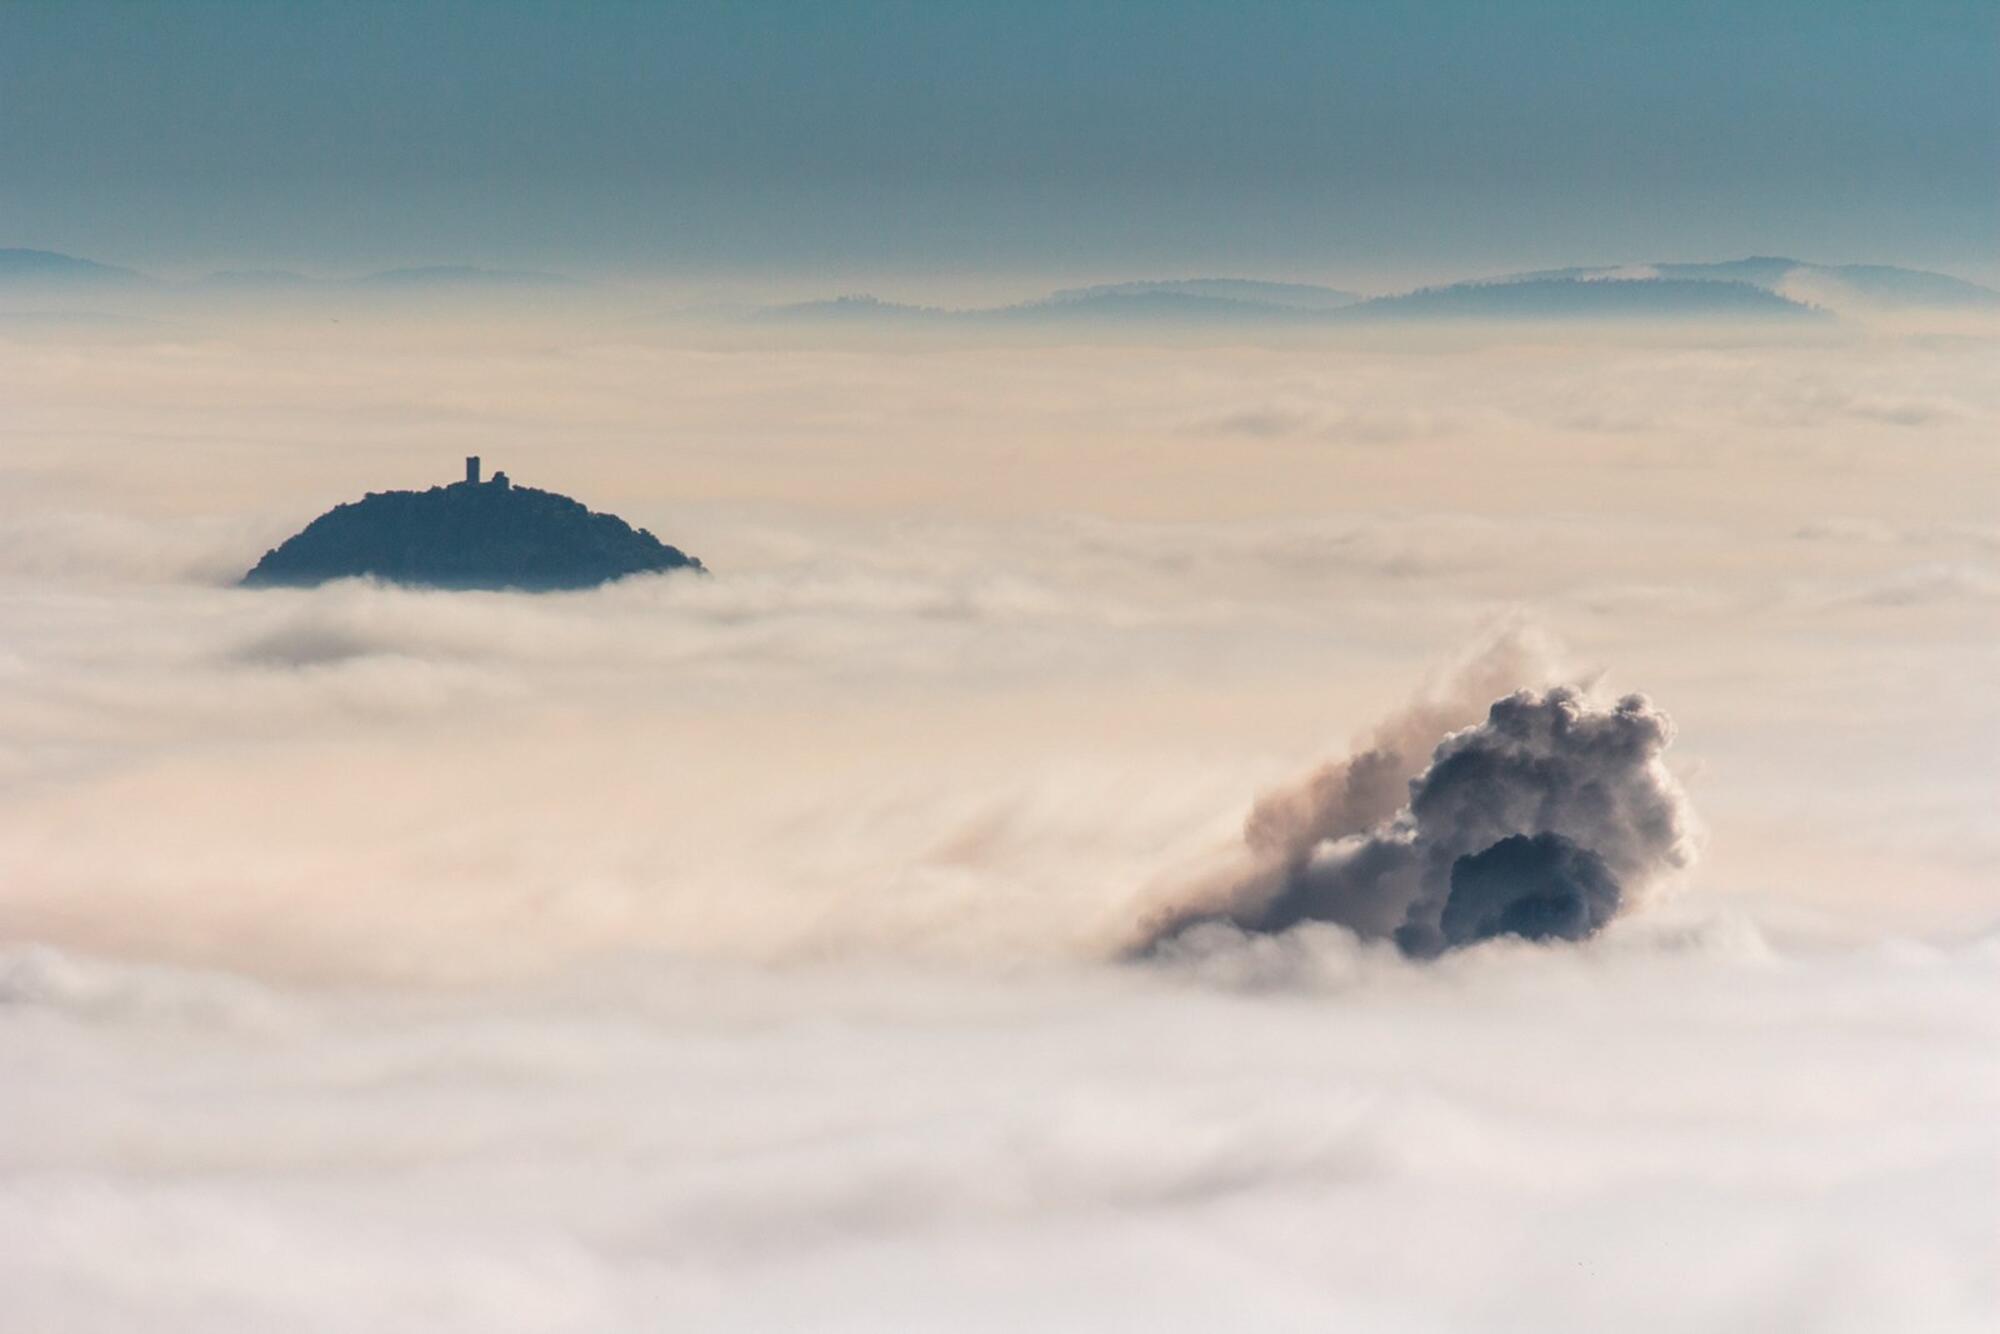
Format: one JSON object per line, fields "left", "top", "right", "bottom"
{"left": 1134, "top": 653, "right": 1696, "bottom": 956}
{"left": 1440, "top": 831, "right": 1619, "bottom": 948}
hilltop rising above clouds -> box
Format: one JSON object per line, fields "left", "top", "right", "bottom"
{"left": 242, "top": 464, "right": 703, "bottom": 592}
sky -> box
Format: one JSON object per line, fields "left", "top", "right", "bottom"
{"left": 2, "top": 1, "right": 1995, "bottom": 289}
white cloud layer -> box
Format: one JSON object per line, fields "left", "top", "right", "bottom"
{"left": 0, "top": 309, "right": 1994, "bottom": 1328}
{"left": 1, "top": 927, "right": 1993, "bottom": 1332}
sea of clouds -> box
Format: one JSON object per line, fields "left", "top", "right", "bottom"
{"left": 0, "top": 309, "right": 1994, "bottom": 1329}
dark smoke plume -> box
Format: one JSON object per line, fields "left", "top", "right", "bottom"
{"left": 1133, "top": 675, "right": 1695, "bottom": 958}
{"left": 1440, "top": 832, "right": 1620, "bottom": 949}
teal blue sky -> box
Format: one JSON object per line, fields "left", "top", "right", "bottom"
{"left": 3, "top": 1, "right": 1994, "bottom": 286}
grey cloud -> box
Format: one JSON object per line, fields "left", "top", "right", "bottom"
{"left": 1135, "top": 663, "right": 1695, "bottom": 959}
{"left": 1440, "top": 831, "right": 1621, "bottom": 948}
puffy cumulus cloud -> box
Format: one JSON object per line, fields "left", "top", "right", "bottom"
{"left": 1125, "top": 617, "right": 1696, "bottom": 959}
{"left": 1135, "top": 677, "right": 1696, "bottom": 958}
{"left": 1440, "top": 830, "right": 1622, "bottom": 947}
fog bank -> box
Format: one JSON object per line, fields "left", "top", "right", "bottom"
{"left": 0, "top": 307, "right": 1993, "bottom": 1328}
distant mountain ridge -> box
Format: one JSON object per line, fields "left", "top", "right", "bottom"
{"left": 6, "top": 247, "right": 1993, "bottom": 321}
{"left": 758, "top": 257, "right": 1993, "bottom": 326}
{"left": 1333, "top": 276, "right": 1827, "bottom": 322}
{"left": 0, "top": 249, "right": 154, "bottom": 286}
{"left": 1496, "top": 257, "right": 1999, "bottom": 309}
{"left": 760, "top": 276, "right": 1828, "bottom": 325}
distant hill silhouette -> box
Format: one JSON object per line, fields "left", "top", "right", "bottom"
{"left": 756, "top": 259, "right": 1994, "bottom": 327}
{"left": 755, "top": 294, "right": 951, "bottom": 323}
{"left": 1497, "top": 257, "right": 1998, "bottom": 309}
{"left": 9, "top": 247, "right": 1991, "bottom": 318}
{"left": 760, "top": 276, "right": 1822, "bottom": 325}
{"left": 1329, "top": 277, "right": 1828, "bottom": 322}
{"left": 243, "top": 464, "right": 703, "bottom": 591}
{"left": 0, "top": 248, "right": 153, "bottom": 287}
{"left": 1811, "top": 264, "right": 1999, "bottom": 307}
{"left": 759, "top": 279, "right": 1357, "bottom": 326}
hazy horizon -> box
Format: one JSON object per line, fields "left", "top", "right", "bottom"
{"left": 8, "top": 243, "right": 2000, "bottom": 311}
